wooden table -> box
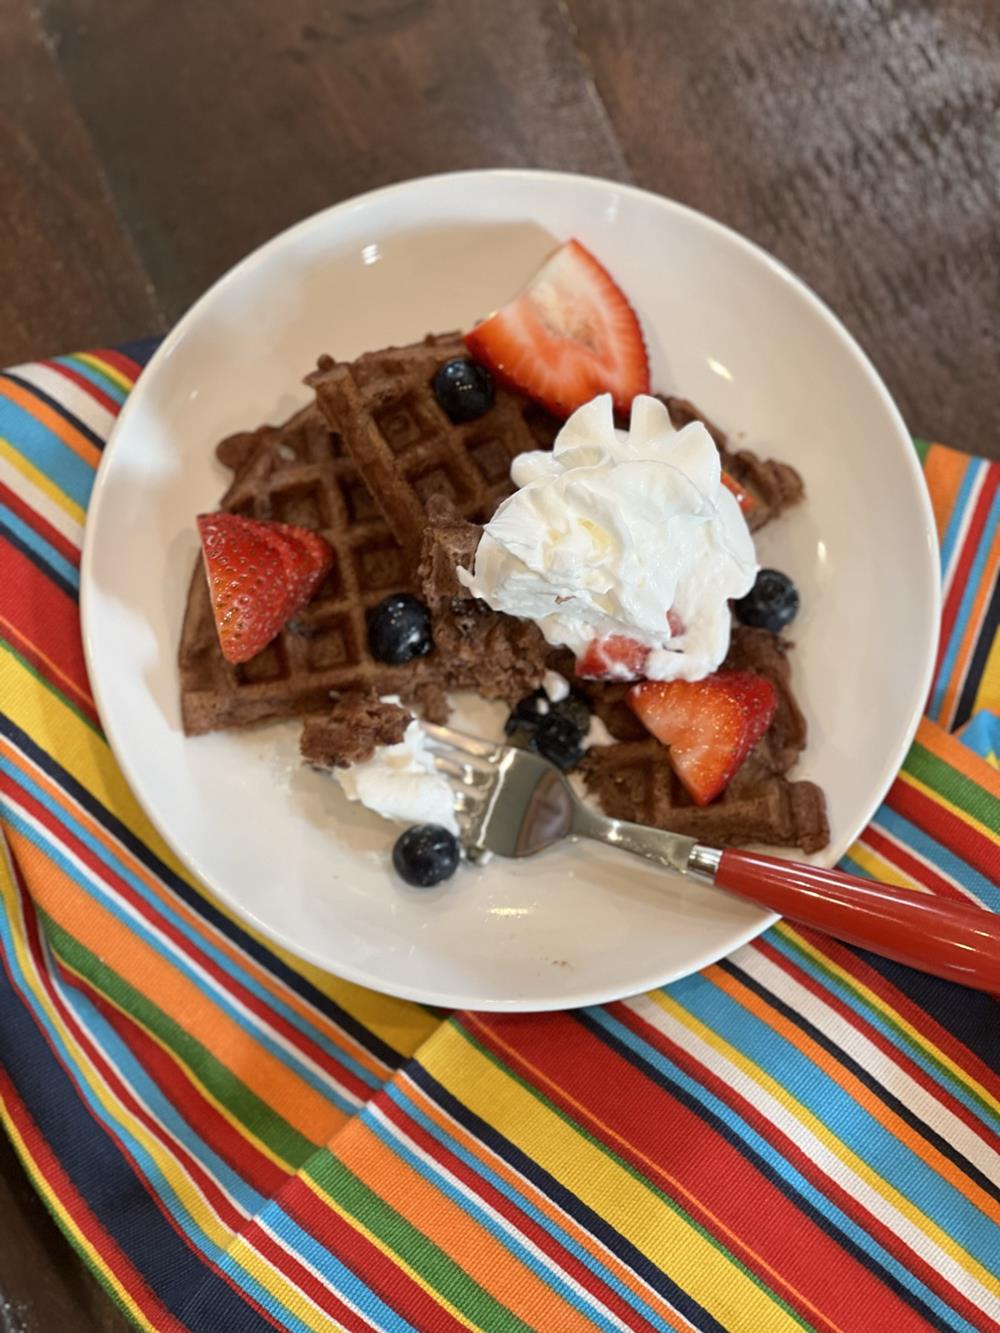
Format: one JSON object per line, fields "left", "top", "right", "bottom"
{"left": 1, "top": 2, "right": 997, "bottom": 1328}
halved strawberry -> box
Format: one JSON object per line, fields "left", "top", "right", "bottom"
{"left": 577, "top": 635, "right": 650, "bottom": 681}
{"left": 197, "top": 513, "right": 333, "bottom": 664}
{"left": 721, "top": 471, "right": 758, "bottom": 519}
{"left": 465, "top": 239, "right": 649, "bottom": 418}
{"left": 627, "top": 671, "right": 777, "bottom": 805}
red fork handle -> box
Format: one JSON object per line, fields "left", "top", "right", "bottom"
{"left": 714, "top": 849, "right": 1000, "bottom": 993}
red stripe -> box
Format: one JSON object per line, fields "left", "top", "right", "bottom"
{"left": 609, "top": 999, "right": 1000, "bottom": 1333}
{"left": 936, "top": 467, "right": 997, "bottom": 682}
{"left": 71, "top": 965, "right": 288, "bottom": 1198}
{"left": 375, "top": 1093, "right": 664, "bottom": 1333}
{"left": 0, "top": 1066, "right": 186, "bottom": 1332}
{"left": 1, "top": 762, "right": 373, "bottom": 1106}
{"left": 278, "top": 1171, "right": 471, "bottom": 1333}
{"left": 860, "top": 826, "right": 970, "bottom": 904}
{"left": 41, "top": 358, "right": 121, "bottom": 417}
{"left": 0, "top": 477, "right": 80, "bottom": 565}
{"left": 241, "top": 1220, "right": 377, "bottom": 1332}
{"left": 783, "top": 926, "right": 1000, "bottom": 1102}
{"left": 90, "top": 348, "right": 143, "bottom": 382}
{"left": 1, "top": 617, "right": 100, "bottom": 728}
{"left": 0, "top": 537, "right": 92, "bottom": 700}
{"left": 754, "top": 935, "right": 1000, "bottom": 1149}
{"left": 887, "top": 777, "right": 998, "bottom": 882}
{"left": 467, "top": 1012, "right": 938, "bottom": 1333}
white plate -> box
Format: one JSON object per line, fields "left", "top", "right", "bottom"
{"left": 81, "top": 170, "right": 939, "bottom": 1011}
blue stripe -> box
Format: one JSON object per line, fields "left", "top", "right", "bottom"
{"left": 934, "top": 487, "right": 1000, "bottom": 712}
{"left": 0, "top": 397, "right": 94, "bottom": 508}
{"left": 3, "top": 372, "right": 105, "bottom": 451}
{"left": 262, "top": 1198, "right": 423, "bottom": 1332}
{"left": 0, "top": 792, "right": 360, "bottom": 1118}
{"left": 0, "top": 503, "right": 79, "bottom": 590}
{"left": 872, "top": 804, "right": 999, "bottom": 910}
{"left": 386, "top": 1081, "right": 704, "bottom": 1333}
{"left": 53, "top": 354, "right": 129, "bottom": 406}
{"left": 586, "top": 1005, "right": 978, "bottom": 1333}
{"left": 364, "top": 1102, "right": 624, "bottom": 1331}
{"left": 938, "top": 459, "right": 981, "bottom": 579}
{"left": 672, "top": 972, "right": 1000, "bottom": 1268}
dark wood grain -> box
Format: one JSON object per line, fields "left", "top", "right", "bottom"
{"left": 564, "top": 0, "right": 1000, "bottom": 453}
{"left": 0, "top": 4, "right": 162, "bottom": 362}
{"left": 1, "top": 2, "right": 998, "bottom": 1329}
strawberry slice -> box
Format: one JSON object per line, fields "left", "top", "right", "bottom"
{"left": 197, "top": 513, "right": 333, "bottom": 664}
{"left": 577, "top": 635, "right": 650, "bottom": 681}
{"left": 627, "top": 671, "right": 777, "bottom": 805}
{"left": 721, "top": 471, "right": 757, "bottom": 519}
{"left": 465, "top": 239, "right": 649, "bottom": 418}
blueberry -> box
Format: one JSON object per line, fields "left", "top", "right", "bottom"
{"left": 733, "top": 569, "right": 799, "bottom": 631}
{"left": 504, "top": 689, "right": 548, "bottom": 737}
{"left": 433, "top": 358, "right": 495, "bottom": 423}
{"left": 368, "top": 593, "right": 433, "bottom": 664}
{"left": 392, "top": 824, "right": 460, "bottom": 887}
{"left": 552, "top": 690, "right": 592, "bottom": 735}
{"left": 534, "top": 712, "right": 585, "bottom": 771}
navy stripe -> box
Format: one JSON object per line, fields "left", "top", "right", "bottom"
{"left": 719, "top": 958, "right": 1000, "bottom": 1204}
{"left": 0, "top": 896, "right": 278, "bottom": 1331}
{"left": 408, "top": 1060, "right": 727, "bottom": 1333}
{"left": 0, "top": 710, "right": 404, "bottom": 1071}
{"left": 115, "top": 336, "right": 163, "bottom": 369}
{"left": 0, "top": 524, "right": 78, "bottom": 603}
{"left": 953, "top": 575, "right": 999, "bottom": 729}
{"left": 844, "top": 945, "right": 1000, "bottom": 1074}
{"left": 576, "top": 1008, "right": 958, "bottom": 1333}
{"left": 2, "top": 372, "right": 105, "bottom": 451}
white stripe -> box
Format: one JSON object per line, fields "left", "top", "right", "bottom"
{"left": 859, "top": 823, "right": 984, "bottom": 905}
{"left": 625, "top": 993, "right": 1000, "bottom": 1320}
{"left": 8, "top": 361, "right": 116, "bottom": 441}
{"left": 736, "top": 946, "right": 1000, "bottom": 1184}
{"left": 941, "top": 464, "right": 986, "bottom": 605}
{"left": 367, "top": 1102, "right": 632, "bottom": 1332}
{"left": 254, "top": 1215, "right": 391, "bottom": 1333}
{"left": 0, "top": 452, "right": 83, "bottom": 547}
{"left": 398, "top": 1070, "right": 697, "bottom": 1331}
{"left": 7, "top": 734, "right": 392, "bottom": 1080}
{"left": 6, "top": 796, "right": 363, "bottom": 1110}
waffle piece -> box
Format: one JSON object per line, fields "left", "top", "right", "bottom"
{"left": 308, "top": 333, "right": 559, "bottom": 559}
{"left": 178, "top": 403, "right": 439, "bottom": 735}
{"left": 579, "top": 627, "right": 829, "bottom": 852}
{"left": 300, "top": 690, "right": 410, "bottom": 769}
{"left": 662, "top": 396, "right": 804, "bottom": 532}
{"left": 416, "top": 498, "right": 550, "bottom": 705}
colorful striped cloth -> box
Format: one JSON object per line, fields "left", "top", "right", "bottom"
{"left": 0, "top": 343, "right": 997, "bottom": 1333}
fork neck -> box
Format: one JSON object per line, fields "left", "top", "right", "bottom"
{"left": 570, "top": 801, "right": 704, "bottom": 880}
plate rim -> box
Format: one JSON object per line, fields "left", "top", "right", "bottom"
{"left": 80, "top": 167, "right": 941, "bottom": 1011}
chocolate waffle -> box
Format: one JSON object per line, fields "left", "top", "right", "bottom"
{"left": 578, "top": 627, "right": 829, "bottom": 852}
{"left": 178, "top": 402, "right": 441, "bottom": 735}
{"left": 308, "top": 333, "right": 559, "bottom": 559}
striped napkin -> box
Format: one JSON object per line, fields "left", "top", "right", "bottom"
{"left": 0, "top": 343, "right": 997, "bottom": 1333}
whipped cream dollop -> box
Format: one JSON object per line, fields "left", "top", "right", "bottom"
{"left": 334, "top": 718, "right": 458, "bottom": 834}
{"left": 459, "top": 394, "right": 757, "bottom": 681}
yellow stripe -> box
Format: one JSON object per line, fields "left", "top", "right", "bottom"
{"left": 226, "top": 1232, "right": 351, "bottom": 1333}
{"left": 303, "top": 1174, "right": 480, "bottom": 1331}
{"left": 76, "top": 352, "right": 134, "bottom": 394}
{"left": 424, "top": 1025, "right": 805, "bottom": 1333}
{"left": 0, "top": 1096, "right": 157, "bottom": 1333}
{"left": 650, "top": 988, "right": 1000, "bottom": 1296}
{"left": 0, "top": 436, "right": 85, "bottom": 526}
{"left": 777, "top": 924, "right": 1000, "bottom": 1117}
{"left": 847, "top": 841, "right": 925, "bottom": 892}
{"left": 974, "top": 632, "right": 1000, "bottom": 717}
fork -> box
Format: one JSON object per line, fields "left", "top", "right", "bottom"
{"left": 426, "top": 724, "right": 1000, "bottom": 993}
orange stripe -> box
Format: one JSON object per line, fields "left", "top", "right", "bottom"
{"left": 335, "top": 1118, "right": 603, "bottom": 1333}
{"left": 401, "top": 1076, "right": 692, "bottom": 1331}
{"left": 6, "top": 830, "right": 341, "bottom": 1148}
{"left": 467, "top": 1016, "right": 836, "bottom": 1333}
{"left": 924, "top": 444, "right": 969, "bottom": 543}
{"left": 937, "top": 532, "right": 1000, "bottom": 725}
{"left": 913, "top": 717, "right": 1000, "bottom": 795}
{"left": 0, "top": 378, "right": 101, "bottom": 468}
{"left": 1, "top": 735, "right": 391, "bottom": 1085}
{"left": 705, "top": 963, "right": 1000, "bottom": 1223}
